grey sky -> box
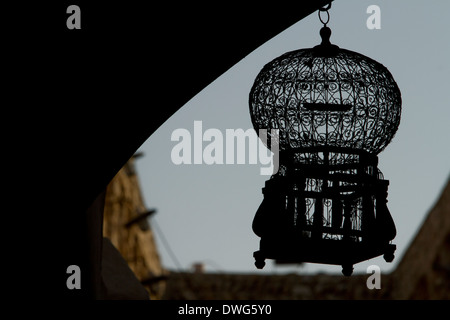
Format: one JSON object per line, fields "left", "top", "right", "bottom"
{"left": 136, "top": 0, "right": 450, "bottom": 275}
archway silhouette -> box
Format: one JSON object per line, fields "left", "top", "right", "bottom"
{"left": 22, "top": 1, "right": 334, "bottom": 299}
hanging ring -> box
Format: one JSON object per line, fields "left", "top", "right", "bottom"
{"left": 318, "top": 10, "right": 330, "bottom": 25}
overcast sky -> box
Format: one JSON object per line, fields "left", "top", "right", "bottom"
{"left": 135, "top": 0, "right": 450, "bottom": 275}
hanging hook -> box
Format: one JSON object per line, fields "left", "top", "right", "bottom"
{"left": 318, "top": 2, "right": 331, "bottom": 26}
{"left": 319, "top": 2, "right": 332, "bottom": 12}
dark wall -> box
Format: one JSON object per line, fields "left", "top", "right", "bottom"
{"left": 9, "top": 1, "right": 333, "bottom": 299}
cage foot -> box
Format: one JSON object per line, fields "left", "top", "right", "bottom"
{"left": 383, "top": 252, "right": 395, "bottom": 263}
{"left": 253, "top": 251, "right": 266, "bottom": 269}
{"left": 383, "top": 245, "right": 396, "bottom": 263}
{"left": 342, "top": 264, "right": 354, "bottom": 276}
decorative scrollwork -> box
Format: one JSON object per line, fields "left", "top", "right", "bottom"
{"left": 249, "top": 40, "right": 402, "bottom": 157}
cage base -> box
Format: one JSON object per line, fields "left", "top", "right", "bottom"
{"left": 254, "top": 237, "right": 396, "bottom": 276}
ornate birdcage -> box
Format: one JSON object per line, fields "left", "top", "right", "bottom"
{"left": 249, "top": 7, "right": 401, "bottom": 276}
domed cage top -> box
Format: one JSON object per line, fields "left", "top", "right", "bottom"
{"left": 249, "top": 25, "right": 401, "bottom": 276}
{"left": 249, "top": 38, "right": 402, "bottom": 156}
